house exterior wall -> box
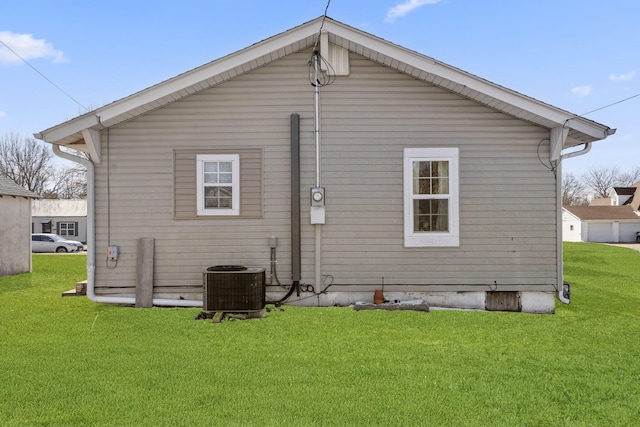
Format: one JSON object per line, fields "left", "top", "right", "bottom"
{"left": 31, "top": 216, "right": 87, "bottom": 243}
{"left": 0, "top": 196, "right": 32, "bottom": 276}
{"left": 91, "top": 50, "right": 558, "bottom": 304}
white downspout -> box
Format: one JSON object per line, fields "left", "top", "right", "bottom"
{"left": 52, "top": 145, "right": 201, "bottom": 307}
{"left": 554, "top": 141, "right": 592, "bottom": 304}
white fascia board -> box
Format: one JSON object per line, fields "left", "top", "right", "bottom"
{"left": 83, "top": 24, "right": 319, "bottom": 127}
{"left": 35, "top": 114, "right": 99, "bottom": 144}
{"left": 36, "top": 20, "right": 320, "bottom": 145}
{"left": 324, "top": 20, "right": 611, "bottom": 141}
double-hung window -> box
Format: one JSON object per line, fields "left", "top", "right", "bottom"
{"left": 404, "top": 148, "right": 459, "bottom": 247}
{"left": 196, "top": 154, "right": 240, "bottom": 216}
{"left": 58, "top": 222, "right": 77, "bottom": 237}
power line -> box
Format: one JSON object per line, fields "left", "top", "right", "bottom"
{"left": 0, "top": 38, "right": 90, "bottom": 113}
{"left": 312, "top": 0, "right": 331, "bottom": 53}
{"left": 581, "top": 92, "right": 640, "bottom": 116}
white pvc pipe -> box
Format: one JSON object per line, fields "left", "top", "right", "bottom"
{"left": 53, "top": 145, "right": 201, "bottom": 307}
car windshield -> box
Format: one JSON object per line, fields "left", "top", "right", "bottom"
{"left": 49, "top": 235, "right": 65, "bottom": 242}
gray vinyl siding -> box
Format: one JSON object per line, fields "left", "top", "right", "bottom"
{"left": 93, "top": 49, "right": 557, "bottom": 297}
{"left": 316, "top": 55, "right": 555, "bottom": 290}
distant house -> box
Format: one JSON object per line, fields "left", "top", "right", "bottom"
{"left": 0, "top": 176, "right": 38, "bottom": 276}
{"left": 563, "top": 182, "right": 640, "bottom": 242}
{"left": 35, "top": 17, "right": 615, "bottom": 313}
{"left": 31, "top": 199, "right": 88, "bottom": 243}
{"left": 611, "top": 184, "right": 640, "bottom": 208}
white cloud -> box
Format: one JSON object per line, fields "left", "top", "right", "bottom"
{"left": 0, "top": 31, "right": 67, "bottom": 65}
{"left": 609, "top": 71, "right": 636, "bottom": 81}
{"left": 571, "top": 85, "right": 592, "bottom": 96}
{"left": 386, "top": 0, "right": 443, "bottom": 23}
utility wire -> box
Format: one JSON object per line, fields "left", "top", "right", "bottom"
{"left": 0, "top": 38, "right": 90, "bottom": 113}
{"left": 312, "top": 0, "right": 331, "bottom": 53}
{"left": 581, "top": 92, "right": 640, "bottom": 117}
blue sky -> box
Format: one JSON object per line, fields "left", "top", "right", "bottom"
{"left": 1, "top": 0, "right": 638, "bottom": 177}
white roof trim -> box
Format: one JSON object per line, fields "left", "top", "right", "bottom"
{"left": 34, "top": 17, "right": 613, "bottom": 149}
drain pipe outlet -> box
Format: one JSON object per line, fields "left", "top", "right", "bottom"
{"left": 52, "top": 145, "right": 201, "bottom": 307}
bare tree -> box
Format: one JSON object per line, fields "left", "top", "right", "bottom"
{"left": 618, "top": 166, "right": 640, "bottom": 187}
{"left": 0, "top": 133, "right": 87, "bottom": 198}
{"left": 45, "top": 164, "right": 87, "bottom": 199}
{"left": 0, "top": 133, "right": 53, "bottom": 194}
{"left": 582, "top": 166, "right": 620, "bottom": 199}
{"left": 562, "top": 173, "right": 589, "bottom": 206}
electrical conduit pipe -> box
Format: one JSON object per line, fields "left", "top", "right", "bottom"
{"left": 53, "top": 145, "right": 201, "bottom": 307}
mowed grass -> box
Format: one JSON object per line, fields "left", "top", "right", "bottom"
{"left": 1, "top": 244, "right": 639, "bottom": 426}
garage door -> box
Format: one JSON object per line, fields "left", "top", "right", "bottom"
{"left": 588, "top": 223, "right": 613, "bottom": 242}
{"left": 620, "top": 223, "right": 640, "bottom": 242}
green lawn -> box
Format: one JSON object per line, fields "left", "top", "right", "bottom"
{"left": 1, "top": 243, "right": 639, "bottom": 426}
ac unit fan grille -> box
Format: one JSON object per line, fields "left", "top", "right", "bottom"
{"left": 203, "top": 267, "right": 265, "bottom": 312}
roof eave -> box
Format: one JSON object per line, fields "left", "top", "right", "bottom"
{"left": 35, "top": 16, "right": 613, "bottom": 147}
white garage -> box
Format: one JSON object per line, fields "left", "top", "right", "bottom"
{"left": 563, "top": 206, "right": 640, "bottom": 243}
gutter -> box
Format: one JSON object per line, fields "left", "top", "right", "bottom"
{"left": 52, "top": 145, "right": 201, "bottom": 308}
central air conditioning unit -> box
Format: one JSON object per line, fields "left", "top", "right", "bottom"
{"left": 203, "top": 266, "right": 265, "bottom": 312}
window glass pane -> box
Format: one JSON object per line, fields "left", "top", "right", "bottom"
{"left": 413, "top": 161, "right": 450, "bottom": 195}
{"left": 204, "top": 162, "right": 218, "bottom": 173}
{"left": 431, "top": 178, "right": 449, "bottom": 194}
{"left": 203, "top": 185, "right": 233, "bottom": 209}
{"left": 204, "top": 173, "right": 218, "bottom": 184}
{"left": 219, "top": 162, "right": 232, "bottom": 173}
{"left": 218, "top": 172, "right": 232, "bottom": 184}
{"left": 204, "top": 187, "right": 219, "bottom": 208}
{"left": 432, "top": 161, "right": 448, "bottom": 178}
{"left": 413, "top": 199, "right": 449, "bottom": 232}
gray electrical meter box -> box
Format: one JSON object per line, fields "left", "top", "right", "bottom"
{"left": 310, "top": 187, "right": 325, "bottom": 207}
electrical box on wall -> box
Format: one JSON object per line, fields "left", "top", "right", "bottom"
{"left": 310, "top": 187, "right": 325, "bottom": 207}
{"left": 107, "top": 246, "right": 119, "bottom": 260}
{"left": 310, "top": 206, "right": 325, "bottom": 224}
{"left": 310, "top": 187, "right": 326, "bottom": 225}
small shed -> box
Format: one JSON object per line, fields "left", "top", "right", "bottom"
{"left": 561, "top": 208, "right": 582, "bottom": 242}
{"left": 0, "top": 176, "right": 39, "bottom": 276}
{"left": 32, "top": 199, "right": 88, "bottom": 243}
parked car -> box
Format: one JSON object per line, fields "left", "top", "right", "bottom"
{"left": 32, "top": 233, "right": 84, "bottom": 253}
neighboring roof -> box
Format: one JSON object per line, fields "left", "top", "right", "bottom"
{"left": 562, "top": 207, "right": 581, "bottom": 221}
{"left": 589, "top": 198, "right": 612, "bottom": 206}
{"left": 0, "top": 176, "right": 38, "bottom": 199}
{"left": 564, "top": 205, "right": 640, "bottom": 220}
{"left": 32, "top": 199, "right": 87, "bottom": 217}
{"left": 34, "top": 16, "right": 614, "bottom": 155}
{"left": 613, "top": 187, "right": 636, "bottom": 196}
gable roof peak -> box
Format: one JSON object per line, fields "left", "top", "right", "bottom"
{"left": 35, "top": 16, "right": 613, "bottom": 153}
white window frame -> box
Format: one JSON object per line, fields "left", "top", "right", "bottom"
{"left": 58, "top": 222, "right": 76, "bottom": 237}
{"left": 403, "top": 147, "right": 459, "bottom": 247}
{"left": 196, "top": 154, "right": 240, "bottom": 216}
